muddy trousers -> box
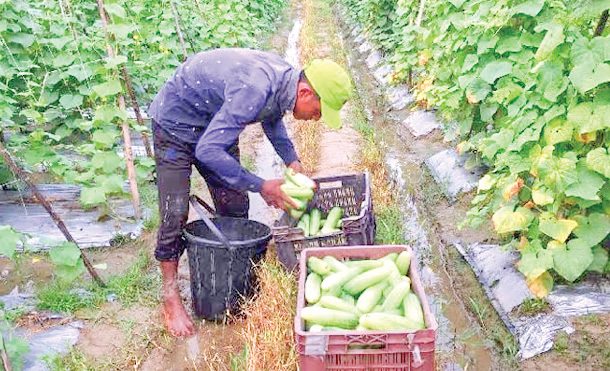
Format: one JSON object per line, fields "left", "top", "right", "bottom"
{"left": 153, "top": 121, "right": 249, "bottom": 261}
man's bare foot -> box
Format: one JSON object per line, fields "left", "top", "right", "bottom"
{"left": 160, "top": 260, "right": 195, "bottom": 337}
{"left": 163, "top": 293, "right": 195, "bottom": 337}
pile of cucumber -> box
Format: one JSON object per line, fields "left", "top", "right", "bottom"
{"left": 281, "top": 168, "right": 343, "bottom": 236}
{"left": 301, "top": 251, "right": 426, "bottom": 331}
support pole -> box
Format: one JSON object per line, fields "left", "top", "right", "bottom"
{"left": 0, "top": 143, "right": 106, "bottom": 287}
{"left": 96, "top": 0, "right": 142, "bottom": 220}
{"left": 169, "top": 0, "right": 188, "bottom": 61}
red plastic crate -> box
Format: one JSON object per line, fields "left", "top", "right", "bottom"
{"left": 295, "top": 245, "right": 438, "bottom": 371}
{"left": 273, "top": 173, "right": 375, "bottom": 270}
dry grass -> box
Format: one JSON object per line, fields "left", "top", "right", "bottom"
{"left": 291, "top": 119, "right": 320, "bottom": 175}
{"left": 238, "top": 250, "right": 299, "bottom": 370}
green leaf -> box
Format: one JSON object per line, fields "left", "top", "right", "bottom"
{"left": 448, "top": 0, "right": 466, "bottom": 8}
{"left": 532, "top": 183, "right": 554, "bottom": 206}
{"left": 91, "top": 129, "right": 119, "bottom": 148}
{"left": 512, "top": 0, "right": 545, "bottom": 16}
{"left": 539, "top": 216, "right": 578, "bottom": 243}
{"left": 59, "top": 94, "right": 83, "bottom": 110}
{"left": 480, "top": 61, "right": 513, "bottom": 84}
{"left": 492, "top": 205, "right": 535, "bottom": 234}
{"left": 569, "top": 61, "right": 610, "bottom": 94}
{"left": 92, "top": 79, "right": 123, "bottom": 97}
{"left": 552, "top": 239, "right": 593, "bottom": 282}
{"left": 49, "top": 241, "right": 82, "bottom": 267}
{"left": 90, "top": 151, "right": 122, "bottom": 173}
{"left": 0, "top": 225, "right": 23, "bottom": 260}
{"left": 55, "top": 261, "right": 85, "bottom": 283}
{"left": 477, "top": 34, "right": 499, "bottom": 55}
{"left": 466, "top": 78, "right": 491, "bottom": 104}
{"left": 105, "top": 56, "right": 128, "bottom": 70}
{"left": 534, "top": 23, "right": 564, "bottom": 62}
{"left": 567, "top": 102, "right": 604, "bottom": 134}
{"left": 518, "top": 248, "right": 554, "bottom": 280}
{"left": 93, "top": 105, "right": 128, "bottom": 124}
{"left": 496, "top": 36, "right": 522, "bottom": 55}
{"left": 104, "top": 3, "right": 126, "bottom": 18}
{"left": 52, "top": 53, "right": 75, "bottom": 68}
{"left": 462, "top": 54, "right": 478, "bottom": 72}
{"left": 588, "top": 245, "right": 608, "bottom": 274}
{"left": 67, "top": 65, "right": 91, "bottom": 82}
{"left": 97, "top": 174, "right": 125, "bottom": 194}
{"left": 564, "top": 167, "right": 604, "bottom": 201}
{"left": 80, "top": 186, "right": 107, "bottom": 206}
{"left": 538, "top": 154, "right": 578, "bottom": 192}
{"left": 543, "top": 118, "right": 573, "bottom": 145}
{"left": 586, "top": 148, "right": 610, "bottom": 179}
{"left": 573, "top": 213, "right": 610, "bottom": 247}
{"left": 536, "top": 60, "right": 568, "bottom": 102}
{"left": 7, "top": 33, "right": 35, "bottom": 47}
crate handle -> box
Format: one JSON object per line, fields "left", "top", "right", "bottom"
{"left": 412, "top": 344, "right": 423, "bottom": 367}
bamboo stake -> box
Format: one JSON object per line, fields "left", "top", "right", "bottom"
{"left": 96, "top": 0, "right": 142, "bottom": 220}
{"left": 1, "top": 344, "right": 11, "bottom": 371}
{"left": 0, "top": 143, "right": 106, "bottom": 287}
{"left": 120, "top": 67, "right": 153, "bottom": 158}
{"left": 595, "top": 9, "right": 609, "bottom": 36}
{"left": 169, "top": 0, "right": 188, "bottom": 61}
{"left": 416, "top": 0, "right": 426, "bottom": 26}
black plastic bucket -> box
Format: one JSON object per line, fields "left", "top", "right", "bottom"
{"left": 183, "top": 217, "right": 271, "bottom": 321}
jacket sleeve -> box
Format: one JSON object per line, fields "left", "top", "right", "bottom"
{"left": 194, "top": 79, "right": 269, "bottom": 192}
{"left": 262, "top": 118, "right": 299, "bottom": 166}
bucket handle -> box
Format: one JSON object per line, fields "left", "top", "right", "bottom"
{"left": 188, "top": 195, "right": 234, "bottom": 250}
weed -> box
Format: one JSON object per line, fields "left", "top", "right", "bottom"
{"left": 514, "top": 298, "right": 549, "bottom": 316}
{"left": 375, "top": 205, "right": 407, "bottom": 244}
{"left": 100, "top": 251, "right": 159, "bottom": 306}
{"left": 37, "top": 282, "right": 98, "bottom": 314}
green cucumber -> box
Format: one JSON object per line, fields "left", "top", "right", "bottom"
{"left": 305, "top": 272, "right": 322, "bottom": 304}
{"left": 356, "top": 280, "right": 388, "bottom": 314}
{"left": 309, "top": 208, "right": 322, "bottom": 236}
{"left": 322, "top": 256, "right": 347, "bottom": 272}
{"left": 395, "top": 250, "right": 411, "bottom": 275}
{"left": 308, "top": 256, "right": 331, "bottom": 276}
{"left": 301, "top": 307, "right": 359, "bottom": 329}
{"left": 318, "top": 295, "right": 360, "bottom": 315}
{"left": 381, "top": 281, "right": 411, "bottom": 312}
{"left": 403, "top": 291, "right": 425, "bottom": 328}
{"left": 359, "top": 312, "right": 424, "bottom": 331}
{"left": 343, "top": 260, "right": 394, "bottom": 296}
{"left": 320, "top": 267, "right": 363, "bottom": 292}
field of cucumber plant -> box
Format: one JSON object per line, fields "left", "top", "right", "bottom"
{"left": 341, "top": 0, "right": 610, "bottom": 296}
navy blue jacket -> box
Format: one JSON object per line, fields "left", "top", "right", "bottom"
{"left": 148, "top": 48, "right": 301, "bottom": 192}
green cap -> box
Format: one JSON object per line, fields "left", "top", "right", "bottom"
{"left": 303, "top": 59, "right": 352, "bottom": 129}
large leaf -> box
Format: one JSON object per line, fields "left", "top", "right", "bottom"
{"left": 59, "top": 94, "right": 83, "bottom": 110}
{"left": 526, "top": 271, "right": 554, "bottom": 299}
{"left": 536, "top": 60, "right": 568, "bottom": 102}
{"left": 480, "top": 61, "right": 513, "bottom": 84}
{"left": 573, "top": 213, "right": 610, "bottom": 247}
{"left": 553, "top": 238, "right": 594, "bottom": 282}
{"left": 539, "top": 216, "right": 578, "bottom": 242}
{"left": 564, "top": 167, "right": 605, "bottom": 201}
{"left": 91, "top": 129, "right": 119, "bottom": 148}
{"left": 466, "top": 78, "right": 491, "bottom": 104}
{"left": 92, "top": 79, "right": 123, "bottom": 97}
{"left": 542, "top": 118, "right": 573, "bottom": 145}
{"left": 492, "top": 205, "right": 535, "bottom": 234}
{"left": 568, "top": 102, "right": 604, "bottom": 134}
{"left": 518, "top": 247, "right": 554, "bottom": 280}
{"left": 80, "top": 186, "right": 107, "bottom": 206}
{"left": 49, "top": 241, "right": 82, "bottom": 267}
{"left": 534, "top": 23, "right": 564, "bottom": 62}
{"left": 569, "top": 61, "right": 610, "bottom": 94}
{"left": 0, "top": 225, "right": 22, "bottom": 260}
{"left": 513, "top": 0, "right": 545, "bottom": 16}
{"left": 588, "top": 245, "right": 608, "bottom": 274}
{"left": 532, "top": 183, "right": 554, "bottom": 206}
{"left": 538, "top": 154, "right": 578, "bottom": 192}
{"left": 90, "top": 151, "right": 122, "bottom": 173}
{"left": 586, "top": 148, "right": 610, "bottom": 178}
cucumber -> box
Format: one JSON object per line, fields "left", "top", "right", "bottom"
{"left": 305, "top": 272, "right": 322, "bottom": 304}
{"left": 318, "top": 295, "right": 360, "bottom": 315}
{"left": 381, "top": 281, "right": 411, "bottom": 312}
{"left": 309, "top": 208, "right": 322, "bottom": 236}
{"left": 308, "top": 324, "right": 324, "bottom": 332}
{"left": 344, "top": 259, "right": 383, "bottom": 270}
{"left": 343, "top": 260, "right": 394, "bottom": 296}
{"left": 403, "top": 291, "right": 425, "bottom": 328}
{"left": 356, "top": 280, "right": 388, "bottom": 314}
{"left": 320, "top": 267, "right": 363, "bottom": 291}
{"left": 395, "top": 250, "right": 411, "bottom": 275}
{"left": 377, "top": 252, "right": 398, "bottom": 263}
{"left": 308, "top": 256, "right": 331, "bottom": 276}
{"left": 359, "top": 312, "right": 424, "bottom": 331}
{"left": 320, "top": 206, "right": 343, "bottom": 234}
{"left": 301, "top": 307, "right": 359, "bottom": 329}
{"left": 322, "top": 256, "right": 347, "bottom": 272}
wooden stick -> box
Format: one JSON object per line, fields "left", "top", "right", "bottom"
{"left": 169, "top": 0, "right": 188, "bottom": 61}
{"left": 96, "top": 0, "right": 142, "bottom": 220}
{"left": 595, "top": 9, "right": 609, "bottom": 36}
{"left": 120, "top": 67, "right": 153, "bottom": 158}
{"left": 416, "top": 0, "right": 426, "bottom": 27}
{"left": 0, "top": 142, "right": 106, "bottom": 287}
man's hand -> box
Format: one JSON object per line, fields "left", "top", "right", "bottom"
{"left": 260, "top": 179, "right": 298, "bottom": 210}
{"left": 287, "top": 160, "right": 302, "bottom": 174}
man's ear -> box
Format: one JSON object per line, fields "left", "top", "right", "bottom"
{"left": 297, "top": 81, "right": 316, "bottom": 99}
